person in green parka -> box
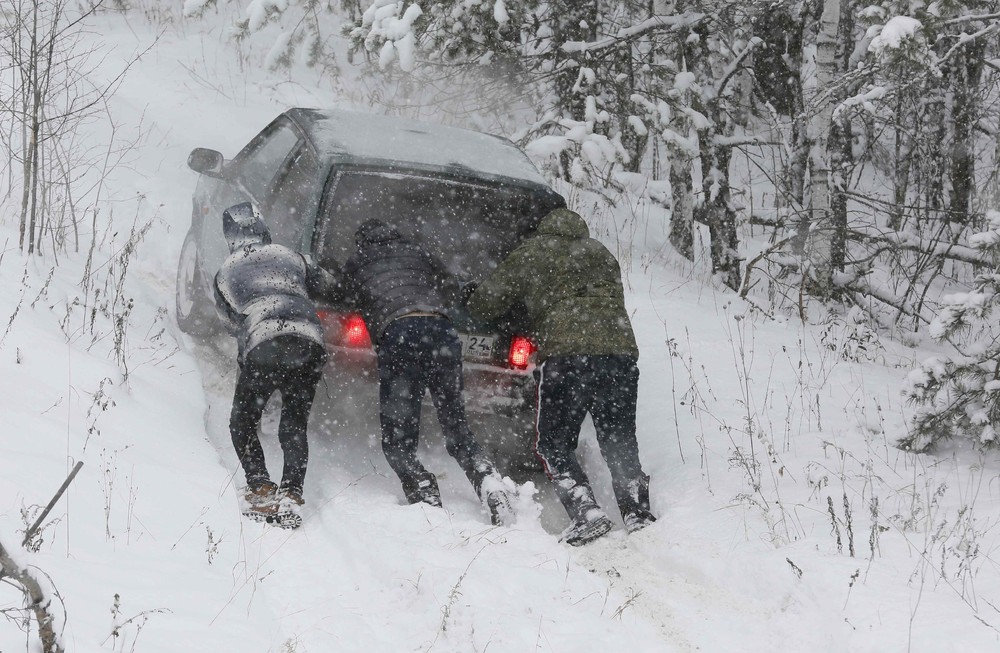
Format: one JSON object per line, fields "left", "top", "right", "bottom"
{"left": 466, "top": 208, "right": 656, "bottom": 546}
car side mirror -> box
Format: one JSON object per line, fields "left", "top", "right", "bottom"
{"left": 187, "top": 148, "right": 225, "bottom": 178}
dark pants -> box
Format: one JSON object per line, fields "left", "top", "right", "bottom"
{"left": 534, "top": 354, "right": 648, "bottom": 520}
{"left": 377, "top": 316, "right": 494, "bottom": 499}
{"left": 230, "top": 335, "right": 327, "bottom": 494}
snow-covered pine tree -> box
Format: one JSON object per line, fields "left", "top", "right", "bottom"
{"left": 184, "top": 0, "right": 339, "bottom": 73}
{"left": 903, "top": 210, "right": 1000, "bottom": 451}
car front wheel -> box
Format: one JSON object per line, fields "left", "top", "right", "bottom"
{"left": 175, "top": 228, "right": 219, "bottom": 337}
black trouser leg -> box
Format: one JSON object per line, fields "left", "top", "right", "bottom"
{"left": 230, "top": 363, "right": 278, "bottom": 488}
{"left": 274, "top": 361, "right": 324, "bottom": 495}
{"left": 231, "top": 337, "right": 326, "bottom": 493}
{"left": 534, "top": 357, "right": 599, "bottom": 520}
{"left": 589, "top": 356, "right": 650, "bottom": 517}
{"left": 378, "top": 321, "right": 432, "bottom": 492}
{"left": 426, "top": 323, "right": 495, "bottom": 495}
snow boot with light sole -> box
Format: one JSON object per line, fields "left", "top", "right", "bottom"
{"left": 242, "top": 480, "right": 280, "bottom": 522}
{"left": 267, "top": 489, "right": 304, "bottom": 530}
{"left": 561, "top": 507, "right": 613, "bottom": 546}
{"left": 485, "top": 489, "right": 515, "bottom": 526}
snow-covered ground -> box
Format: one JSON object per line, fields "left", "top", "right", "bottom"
{"left": 2, "top": 10, "right": 1000, "bottom": 653}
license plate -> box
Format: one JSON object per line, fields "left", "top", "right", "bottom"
{"left": 459, "top": 334, "right": 495, "bottom": 361}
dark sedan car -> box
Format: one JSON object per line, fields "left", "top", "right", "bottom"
{"left": 176, "top": 108, "right": 565, "bottom": 470}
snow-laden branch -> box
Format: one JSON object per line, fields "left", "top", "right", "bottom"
{"left": 944, "top": 12, "right": 1000, "bottom": 26}
{"left": 825, "top": 14, "right": 997, "bottom": 122}
{"left": 833, "top": 86, "right": 886, "bottom": 120}
{"left": 939, "top": 22, "right": 1000, "bottom": 65}
{"left": 800, "top": 64, "right": 882, "bottom": 122}
{"left": 847, "top": 277, "right": 930, "bottom": 324}
{"left": 715, "top": 37, "right": 763, "bottom": 95}
{"left": 561, "top": 13, "right": 706, "bottom": 53}
{"left": 711, "top": 134, "right": 764, "bottom": 147}
{"left": 850, "top": 224, "right": 990, "bottom": 266}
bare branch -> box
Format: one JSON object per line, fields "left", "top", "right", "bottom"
{"left": 22, "top": 461, "right": 83, "bottom": 548}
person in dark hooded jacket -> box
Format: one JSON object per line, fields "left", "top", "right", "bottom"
{"left": 214, "top": 202, "right": 341, "bottom": 529}
{"left": 466, "top": 207, "right": 655, "bottom": 546}
{"left": 342, "top": 219, "right": 513, "bottom": 525}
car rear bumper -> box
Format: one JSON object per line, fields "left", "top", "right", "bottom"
{"left": 324, "top": 345, "right": 536, "bottom": 415}
{"left": 462, "top": 360, "right": 536, "bottom": 415}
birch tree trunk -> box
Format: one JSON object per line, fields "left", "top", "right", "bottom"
{"left": 889, "top": 92, "right": 912, "bottom": 231}
{"left": 788, "top": 3, "right": 816, "bottom": 257}
{"left": 666, "top": 2, "right": 697, "bottom": 262}
{"left": 669, "top": 151, "right": 695, "bottom": 260}
{"left": 805, "top": 0, "right": 841, "bottom": 297}
{"left": 17, "top": 0, "right": 40, "bottom": 252}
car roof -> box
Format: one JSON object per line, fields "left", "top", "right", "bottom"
{"left": 286, "top": 108, "right": 555, "bottom": 191}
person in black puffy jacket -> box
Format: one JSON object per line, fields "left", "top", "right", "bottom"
{"left": 214, "top": 202, "right": 340, "bottom": 529}
{"left": 342, "top": 219, "right": 513, "bottom": 525}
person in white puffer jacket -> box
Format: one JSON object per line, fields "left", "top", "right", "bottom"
{"left": 214, "top": 202, "right": 340, "bottom": 529}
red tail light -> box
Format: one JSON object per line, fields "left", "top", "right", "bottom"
{"left": 508, "top": 335, "right": 536, "bottom": 369}
{"left": 343, "top": 313, "right": 371, "bottom": 348}
{"left": 316, "top": 310, "right": 371, "bottom": 348}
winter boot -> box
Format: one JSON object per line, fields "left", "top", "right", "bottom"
{"left": 616, "top": 475, "right": 656, "bottom": 534}
{"left": 400, "top": 471, "right": 442, "bottom": 507}
{"left": 485, "top": 489, "right": 515, "bottom": 526}
{"left": 561, "top": 506, "right": 614, "bottom": 546}
{"left": 242, "top": 479, "right": 279, "bottom": 522}
{"left": 553, "top": 475, "right": 612, "bottom": 546}
{"left": 269, "top": 487, "right": 304, "bottom": 530}
{"left": 623, "top": 511, "right": 656, "bottom": 534}
{"left": 475, "top": 472, "right": 516, "bottom": 526}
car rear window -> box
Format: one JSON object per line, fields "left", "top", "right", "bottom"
{"left": 316, "top": 171, "right": 551, "bottom": 278}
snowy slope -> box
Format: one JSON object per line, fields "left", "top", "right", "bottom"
{"left": 2, "top": 10, "right": 1000, "bottom": 653}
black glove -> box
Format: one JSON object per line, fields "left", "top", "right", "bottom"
{"left": 458, "top": 280, "right": 479, "bottom": 304}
